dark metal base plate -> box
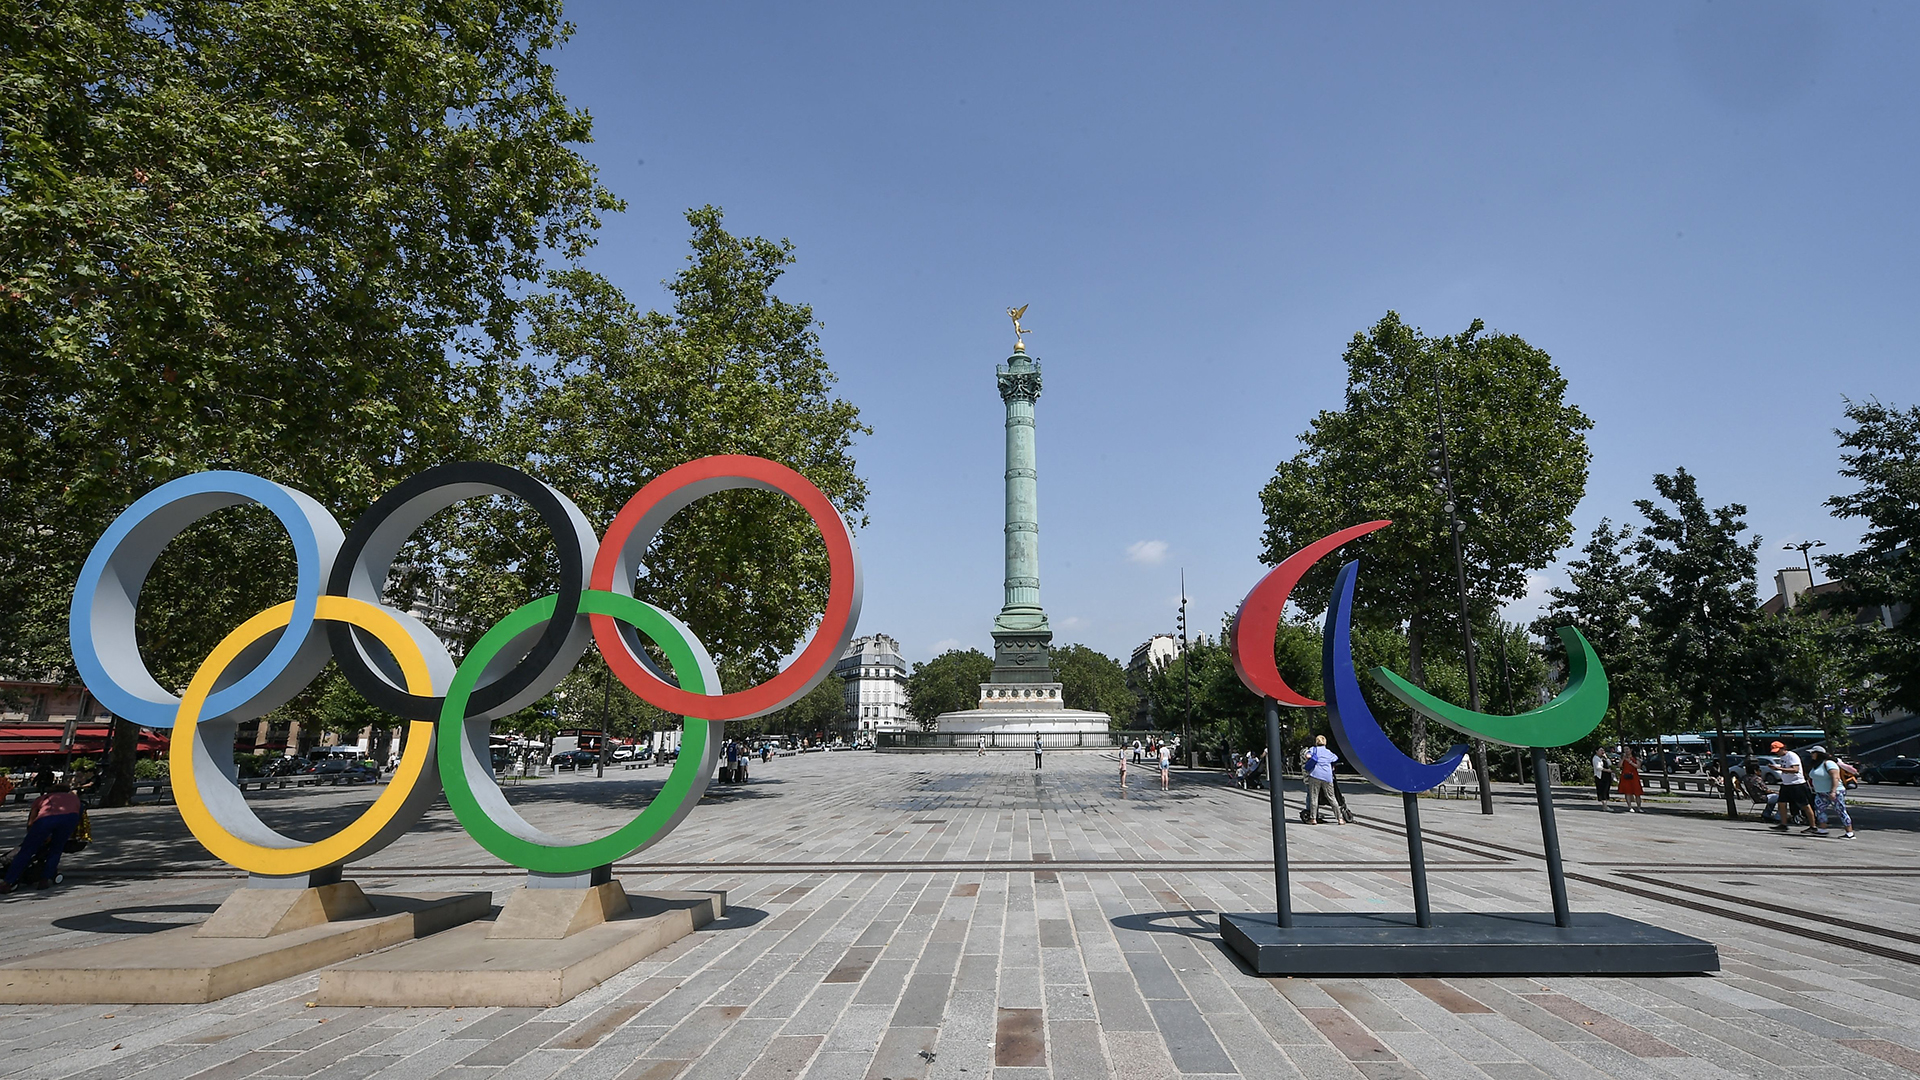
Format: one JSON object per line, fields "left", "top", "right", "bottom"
{"left": 1220, "top": 911, "right": 1719, "bottom": 976}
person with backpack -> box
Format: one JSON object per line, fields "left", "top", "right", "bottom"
{"left": 1806, "top": 745, "right": 1856, "bottom": 839}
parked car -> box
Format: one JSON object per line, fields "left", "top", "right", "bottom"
{"left": 305, "top": 758, "right": 377, "bottom": 785}
{"left": 1649, "top": 751, "right": 1697, "bottom": 773}
{"left": 611, "top": 744, "right": 642, "bottom": 762}
{"left": 1862, "top": 757, "right": 1920, "bottom": 785}
{"left": 549, "top": 749, "right": 601, "bottom": 770}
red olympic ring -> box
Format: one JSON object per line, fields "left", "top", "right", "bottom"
{"left": 590, "top": 456, "right": 862, "bottom": 721}
{"left": 1229, "top": 519, "right": 1391, "bottom": 706}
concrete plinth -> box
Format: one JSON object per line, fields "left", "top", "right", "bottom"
{"left": 0, "top": 888, "right": 489, "bottom": 1004}
{"left": 317, "top": 888, "right": 725, "bottom": 1007}
{"left": 1219, "top": 910, "right": 1720, "bottom": 976}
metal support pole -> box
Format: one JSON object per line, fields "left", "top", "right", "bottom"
{"left": 1401, "top": 792, "right": 1432, "bottom": 928}
{"left": 1531, "top": 746, "right": 1572, "bottom": 928}
{"left": 596, "top": 653, "right": 611, "bottom": 779}
{"left": 1264, "top": 698, "right": 1292, "bottom": 929}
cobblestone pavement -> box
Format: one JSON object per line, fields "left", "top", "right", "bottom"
{"left": 6, "top": 751, "right": 1920, "bottom": 1079}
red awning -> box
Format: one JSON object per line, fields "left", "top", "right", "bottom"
{"left": 0, "top": 726, "right": 170, "bottom": 757}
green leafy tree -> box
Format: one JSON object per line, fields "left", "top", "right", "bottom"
{"left": 1742, "top": 606, "right": 1859, "bottom": 745}
{"left": 1632, "top": 468, "right": 1761, "bottom": 812}
{"left": 0, "top": 0, "right": 616, "bottom": 804}
{"left": 1819, "top": 400, "right": 1920, "bottom": 715}
{"left": 1259, "top": 313, "right": 1590, "bottom": 804}
{"left": 453, "top": 209, "right": 870, "bottom": 688}
{"left": 1259, "top": 315, "right": 1588, "bottom": 709}
{"left": 759, "top": 673, "right": 848, "bottom": 741}
{"left": 904, "top": 650, "right": 992, "bottom": 732}
{"left": 1532, "top": 519, "right": 1665, "bottom": 747}
{"left": 1052, "top": 644, "right": 1137, "bottom": 724}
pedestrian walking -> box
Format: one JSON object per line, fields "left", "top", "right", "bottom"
{"left": 1118, "top": 750, "right": 1128, "bottom": 786}
{"left": 1592, "top": 749, "right": 1614, "bottom": 808}
{"left": 1617, "top": 748, "right": 1645, "bottom": 813}
{"left": 978, "top": 735, "right": 986, "bottom": 756}
{"left": 1303, "top": 736, "right": 1342, "bottom": 825}
{"left": 1806, "top": 745, "right": 1855, "bottom": 839}
{"left": 1033, "top": 734, "right": 1043, "bottom": 770}
{"left": 0, "top": 778, "right": 83, "bottom": 893}
{"left": 1769, "top": 740, "right": 1824, "bottom": 835}
{"left": 1158, "top": 742, "right": 1172, "bottom": 790}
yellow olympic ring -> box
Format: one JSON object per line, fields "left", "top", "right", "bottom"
{"left": 170, "top": 597, "right": 440, "bottom": 877}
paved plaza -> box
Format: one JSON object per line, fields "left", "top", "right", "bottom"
{"left": 5, "top": 750, "right": 1920, "bottom": 1080}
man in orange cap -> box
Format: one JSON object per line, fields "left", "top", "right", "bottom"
{"left": 1770, "top": 740, "right": 1823, "bottom": 835}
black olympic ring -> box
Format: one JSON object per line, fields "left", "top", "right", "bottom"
{"left": 325, "top": 461, "right": 599, "bottom": 722}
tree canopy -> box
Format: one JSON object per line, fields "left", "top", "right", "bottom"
{"left": 1052, "top": 644, "right": 1137, "bottom": 724}
{"left": 1631, "top": 467, "right": 1762, "bottom": 734}
{"left": 1259, "top": 313, "right": 1590, "bottom": 768}
{"left": 449, "top": 207, "right": 870, "bottom": 689}
{"left": 0, "top": 0, "right": 619, "bottom": 685}
{"left": 904, "top": 650, "right": 992, "bottom": 731}
{"left": 1820, "top": 400, "right": 1920, "bottom": 716}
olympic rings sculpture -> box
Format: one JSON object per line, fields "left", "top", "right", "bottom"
{"left": 1229, "top": 520, "right": 1607, "bottom": 794}
{"left": 69, "top": 456, "right": 861, "bottom": 880}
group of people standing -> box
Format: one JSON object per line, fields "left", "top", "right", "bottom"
{"left": 1590, "top": 748, "right": 1648, "bottom": 812}
{"left": 1116, "top": 739, "right": 1173, "bottom": 790}
{"left": 1759, "top": 741, "right": 1855, "bottom": 838}
{"left": 1592, "top": 741, "right": 1859, "bottom": 839}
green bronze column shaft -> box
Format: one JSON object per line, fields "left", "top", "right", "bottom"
{"left": 992, "top": 344, "right": 1052, "bottom": 682}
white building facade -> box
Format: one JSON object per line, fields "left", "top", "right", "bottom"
{"left": 835, "top": 634, "right": 912, "bottom": 734}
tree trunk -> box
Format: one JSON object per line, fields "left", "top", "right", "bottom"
{"left": 100, "top": 716, "right": 140, "bottom": 808}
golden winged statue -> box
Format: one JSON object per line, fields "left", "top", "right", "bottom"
{"left": 1007, "top": 304, "right": 1031, "bottom": 350}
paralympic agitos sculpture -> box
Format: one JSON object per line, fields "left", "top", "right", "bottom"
{"left": 1222, "top": 520, "right": 1717, "bottom": 975}
{"left": 68, "top": 456, "right": 860, "bottom": 881}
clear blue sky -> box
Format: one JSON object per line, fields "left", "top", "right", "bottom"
{"left": 551, "top": 1, "right": 1917, "bottom": 664}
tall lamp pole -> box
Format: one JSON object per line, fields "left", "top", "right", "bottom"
{"left": 1428, "top": 357, "right": 1494, "bottom": 815}
{"left": 1178, "top": 569, "right": 1192, "bottom": 768}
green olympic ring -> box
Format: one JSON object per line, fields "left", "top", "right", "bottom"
{"left": 1369, "top": 625, "right": 1609, "bottom": 748}
{"left": 438, "top": 588, "right": 719, "bottom": 874}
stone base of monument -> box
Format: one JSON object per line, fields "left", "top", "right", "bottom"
{"left": 317, "top": 881, "right": 725, "bottom": 1007}
{"left": 0, "top": 882, "right": 490, "bottom": 1004}
{"left": 1220, "top": 911, "right": 1719, "bottom": 976}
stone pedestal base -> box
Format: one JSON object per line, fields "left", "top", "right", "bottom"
{"left": 932, "top": 706, "right": 1113, "bottom": 745}
{"left": 0, "top": 886, "right": 489, "bottom": 1004}
{"left": 317, "top": 887, "right": 725, "bottom": 1007}
{"left": 1219, "top": 911, "right": 1719, "bottom": 976}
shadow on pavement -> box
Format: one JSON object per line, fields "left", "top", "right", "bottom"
{"left": 52, "top": 903, "right": 220, "bottom": 934}
{"left": 1111, "top": 908, "right": 1220, "bottom": 941}
{"left": 701, "top": 905, "right": 769, "bottom": 931}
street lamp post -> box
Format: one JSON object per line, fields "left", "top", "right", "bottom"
{"left": 1178, "top": 569, "right": 1193, "bottom": 768}
{"left": 1428, "top": 359, "right": 1494, "bottom": 815}
{"left": 1783, "top": 540, "right": 1826, "bottom": 587}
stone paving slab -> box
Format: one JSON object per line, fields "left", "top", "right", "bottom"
{"left": 4, "top": 752, "right": 1920, "bottom": 1079}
